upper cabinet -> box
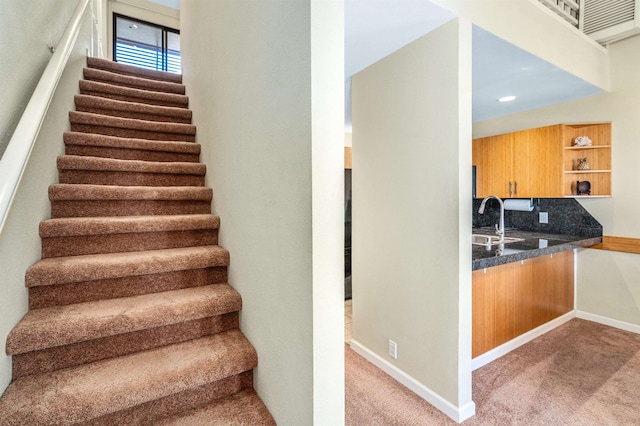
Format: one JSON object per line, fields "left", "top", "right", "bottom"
{"left": 473, "top": 133, "right": 513, "bottom": 198}
{"left": 473, "top": 125, "right": 563, "bottom": 198}
{"left": 473, "top": 123, "right": 611, "bottom": 199}
{"left": 344, "top": 146, "right": 352, "bottom": 169}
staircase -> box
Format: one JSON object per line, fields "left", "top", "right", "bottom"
{"left": 0, "top": 58, "right": 275, "bottom": 425}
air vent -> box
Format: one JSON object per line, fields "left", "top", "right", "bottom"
{"left": 583, "top": 0, "right": 635, "bottom": 34}
{"left": 581, "top": 0, "right": 640, "bottom": 43}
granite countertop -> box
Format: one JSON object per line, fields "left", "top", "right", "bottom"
{"left": 472, "top": 228, "right": 601, "bottom": 270}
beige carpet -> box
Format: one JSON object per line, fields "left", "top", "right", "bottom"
{"left": 346, "top": 318, "right": 640, "bottom": 425}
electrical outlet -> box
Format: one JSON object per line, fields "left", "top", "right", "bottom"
{"left": 388, "top": 339, "right": 398, "bottom": 359}
{"left": 539, "top": 212, "right": 549, "bottom": 224}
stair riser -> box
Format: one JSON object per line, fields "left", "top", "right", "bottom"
{"left": 29, "top": 267, "right": 228, "bottom": 309}
{"left": 76, "top": 106, "right": 192, "bottom": 124}
{"left": 83, "top": 69, "right": 186, "bottom": 95}
{"left": 70, "top": 123, "right": 196, "bottom": 142}
{"left": 13, "top": 313, "right": 239, "bottom": 379}
{"left": 58, "top": 170, "right": 205, "bottom": 187}
{"left": 65, "top": 144, "right": 200, "bottom": 163}
{"left": 42, "top": 229, "right": 218, "bottom": 258}
{"left": 84, "top": 371, "right": 253, "bottom": 426}
{"left": 80, "top": 88, "right": 188, "bottom": 108}
{"left": 87, "top": 57, "right": 183, "bottom": 84}
{"left": 51, "top": 200, "right": 211, "bottom": 218}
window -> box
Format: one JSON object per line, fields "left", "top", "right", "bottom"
{"left": 113, "top": 14, "right": 181, "bottom": 73}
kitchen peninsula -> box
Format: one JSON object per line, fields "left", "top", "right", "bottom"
{"left": 472, "top": 229, "right": 600, "bottom": 270}
{"left": 471, "top": 198, "right": 602, "bottom": 365}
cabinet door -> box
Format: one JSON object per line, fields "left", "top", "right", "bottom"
{"left": 472, "top": 267, "right": 496, "bottom": 358}
{"left": 530, "top": 251, "right": 574, "bottom": 327}
{"left": 472, "top": 251, "right": 574, "bottom": 358}
{"left": 472, "top": 134, "right": 513, "bottom": 198}
{"left": 511, "top": 125, "right": 563, "bottom": 198}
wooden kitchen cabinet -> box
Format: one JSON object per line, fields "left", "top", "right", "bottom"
{"left": 472, "top": 250, "right": 574, "bottom": 358}
{"left": 473, "top": 124, "right": 595, "bottom": 198}
{"left": 514, "top": 125, "right": 564, "bottom": 198}
{"left": 344, "top": 146, "right": 352, "bottom": 169}
{"left": 472, "top": 134, "right": 513, "bottom": 198}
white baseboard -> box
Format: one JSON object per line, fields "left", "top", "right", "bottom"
{"left": 576, "top": 311, "right": 640, "bottom": 334}
{"left": 349, "top": 339, "right": 476, "bottom": 424}
{"left": 472, "top": 310, "right": 576, "bottom": 371}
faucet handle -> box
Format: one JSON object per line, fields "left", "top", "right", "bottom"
{"left": 494, "top": 223, "right": 503, "bottom": 235}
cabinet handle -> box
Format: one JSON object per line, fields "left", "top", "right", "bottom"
{"left": 509, "top": 181, "right": 512, "bottom": 196}
{"left": 514, "top": 181, "right": 518, "bottom": 196}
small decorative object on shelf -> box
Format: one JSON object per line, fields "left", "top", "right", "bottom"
{"left": 577, "top": 180, "right": 591, "bottom": 195}
{"left": 576, "top": 157, "right": 590, "bottom": 170}
{"left": 573, "top": 135, "right": 593, "bottom": 147}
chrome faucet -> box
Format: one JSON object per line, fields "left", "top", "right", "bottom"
{"left": 478, "top": 195, "right": 504, "bottom": 242}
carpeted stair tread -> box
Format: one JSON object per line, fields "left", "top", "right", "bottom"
{"left": 49, "top": 184, "right": 212, "bottom": 201}
{"left": 6, "top": 284, "right": 241, "bottom": 355}
{"left": 70, "top": 111, "right": 196, "bottom": 142}
{"left": 27, "top": 266, "right": 229, "bottom": 310}
{"left": 40, "top": 214, "right": 219, "bottom": 257}
{"left": 0, "top": 330, "right": 257, "bottom": 425}
{"left": 83, "top": 68, "right": 186, "bottom": 95}
{"left": 11, "top": 313, "right": 239, "bottom": 380}
{"left": 40, "top": 214, "right": 219, "bottom": 238}
{"left": 80, "top": 80, "right": 189, "bottom": 108}
{"left": 87, "top": 57, "right": 183, "bottom": 84}
{"left": 26, "top": 245, "right": 229, "bottom": 288}
{"left": 75, "top": 94, "right": 192, "bottom": 123}
{"left": 57, "top": 155, "right": 205, "bottom": 176}
{"left": 86, "top": 371, "right": 253, "bottom": 426}
{"left": 157, "top": 389, "right": 276, "bottom": 426}
{"left": 63, "top": 132, "right": 201, "bottom": 162}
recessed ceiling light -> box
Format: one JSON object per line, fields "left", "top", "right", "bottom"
{"left": 129, "top": 24, "right": 139, "bottom": 29}
{"left": 498, "top": 95, "right": 517, "bottom": 103}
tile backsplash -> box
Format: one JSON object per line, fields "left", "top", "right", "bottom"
{"left": 472, "top": 198, "right": 602, "bottom": 237}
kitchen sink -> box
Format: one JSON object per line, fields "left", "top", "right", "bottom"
{"left": 472, "top": 234, "right": 524, "bottom": 246}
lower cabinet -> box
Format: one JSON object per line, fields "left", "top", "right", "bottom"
{"left": 472, "top": 250, "right": 574, "bottom": 358}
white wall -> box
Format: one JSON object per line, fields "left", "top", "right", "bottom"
{"left": 180, "top": 1, "right": 344, "bottom": 424}
{"left": 0, "top": 6, "right": 95, "bottom": 395}
{"left": 0, "top": 0, "right": 79, "bottom": 158}
{"left": 352, "top": 18, "right": 474, "bottom": 420}
{"left": 473, "top": 34, "right": 640, "bottom": 329}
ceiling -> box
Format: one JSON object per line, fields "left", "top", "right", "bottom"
{"left": 152, "top": 0, "right": 602, "bottom": 127}
{"left": 345, "top": 0, "right": 602, "bottom": 128}
{"left": 471, "top": 26, "right": 602, "bottom": 122}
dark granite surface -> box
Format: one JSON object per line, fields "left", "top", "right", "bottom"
{"left": 472, "top": 228, "right": 601, "bottom": 270}
{"left": 472, "top": 198, "right": 602, "bottom": 237}
{"left": 472, "top": 197, "right": 603, "bottom": 270}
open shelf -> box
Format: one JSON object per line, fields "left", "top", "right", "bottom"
{"left": 562, "top": 123, "right": 611, "bottom": 197}
{"left": 564, "top": 145, "right": 611, "bottom": 150}
{"left": 563, "top": 195, "right": 611, "bottom": 198}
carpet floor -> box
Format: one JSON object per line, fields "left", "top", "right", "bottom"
{"left": 346, "top": 318, "right": 640, "bottom": 425}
